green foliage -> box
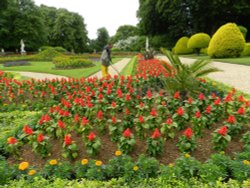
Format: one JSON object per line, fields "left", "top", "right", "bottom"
{"left": 0, "top": 157, "right": 13, "bottom": 185}
{"left": 36, "top": 48, "right": 62, "bottom": 61}
{"left": 173, "top": 37, "right": 193, "bottom": 55}
{"left": 53, "top": 56, "right": 93, "bottom": 69}
{"left": 187, "top": 33, "right": 211, "bottom": 55}
{"left": 160, "top": 48, "right": 220, "bottom": 96}
{"left": 231, "top": 159, "right": 250, "bottom": 181}
{"left": 120, "top": 56, "right": 137, "bottom": 76}
{"left": 40, "top": 46, "right": 67, "bottom": 53}
{"left": 177, "top": 135, "right": 197, "bottom": 153}
{"left": 241, "top": 43, "right": 250, "bottom": 56}
{"left": 241, "top": 132, "right": 250, "bottom": 151}
{"left": 136, "top": 155, "right": 160, "bottom": 178}
{"left": 238, "top": 25, "right": 248, "bottom": 39}
{"left": 206, "top": 152, "right": 232, "bottom": 174}
{"left": 208, "top": 23, "right": 245, "bottom": 58}
{"left": 111, "top": 25, "right": 139, "bottom": 44}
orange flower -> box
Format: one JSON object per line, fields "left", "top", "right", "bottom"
{"left": 81, "top": 159, "right": 88, "bottom": 165}
{"left": 19, "top": 162, "right": 29, "bottom": 170}
{"left": 95, "top": 160, "right": 103, "bottom": 166}
{"left": 28, "top": 169, "right": 36, "bottom": 176}
{"left": 49, "top": 159, "right": 58, "bottom": 166}
{"left": 115, "top": 150, "right": 122, "bottom": 156}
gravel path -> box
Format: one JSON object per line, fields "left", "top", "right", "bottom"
{"left": 89, "top": 58, "right": 131, "bottom": 79}
{"left": 5, "top": 58, "right": 131, "bottom": 80}
{"left": 158, "top": 56, "right": 250, "bottom": 94}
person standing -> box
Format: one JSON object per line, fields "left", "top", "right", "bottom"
{"left": 100, "top": 43, "right": 113, "bottom": 77}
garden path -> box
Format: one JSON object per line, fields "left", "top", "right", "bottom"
{"left": 158, "top": 56, "right": 250, "bottom": 94}
{"left": 89, "top": 58, "right": 131, "bottom": 79}
{"left": 5, "top": 58, "right": 131, "bottom": 80}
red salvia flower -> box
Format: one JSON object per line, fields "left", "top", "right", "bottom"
{"left": 205, "top": 105, "right": 212, "bottom": 114}
{"left": 177, "top": 107, "right": 184, "bottom": 116}
{"left": 87, "top": 132, "right": 96, "bottom": 141}
{"left": 125, "top": 108, "right": 130, "bottom": 115}
{"left": 217, "top": 126, "right": 227, "bottom": 136}
{"left": 227, "top": 115, "right": 236, "bottom": 124}
{"left": 238, "top": 95, "right": 245, "bottom": 102}
{"left": 198, "top": 93, "right": 205, "bottom": 100}
{"left": 23, "top": 125, "right": 33, "bottom": 135}
{"left": 81, "top": 117, "right": 89, "bottom": 125}
{"left": 150, "top": 108, "right": 157, "bottom": 116}
{"left": 237, "top": 107, "right": 245, "bottom": 115}
{"left": 8, "top": 137, "right": 17, "bottom": 144}
{"left": 140, "top": 102, "right": 144, "bottom": 108}
{"left": 58, "top": 120, "right": 66, "bottom": 129}
{"left": 37, "top": 134, "right": 44, "bottom": 143}
{"left": 111, "top": 101, "right": 116, "bottom": 108}
{"left": 147, "top": 90, "right": 152, "bottom": 98}
{"left": 166, "top": 118, "right": 173, "bottom": 124}
{"left": 97, "top": 110, "right": 103, "bottom": 119}
{"left": 112, "top": 116, "right": 117, "bottom": 123}
{"left": 174, "top": 91, "right": 180, "bottom": 99}
{"left": 74, "top": 114, "right": 80, "bottom": 123}
{"left": 224, "top": 93, "right": 233, "bottom": 102}
{"left": 64, "top": 134, "right": 72, "bottom": 145}
{"left": 139, "top": 115, "right": 144, "bottom": 123}
{"left": 125, "top": 93, "right": 131, "bottom": 101}
{"left": 214, "top": 98, "right": 221, "bottom": 105}
{"left": 188, "top": 97, "right": 193, "bottom": 104}
{"left": 183, "top": 128, "right": 193, "bottom": 139}
{"left": 123, "top": 128, "right": 132, "bottom": 138}
{"left": 195, "top": 111, "right": 201, "bottom": 118}
{"left": 152, "top": 128, "right": 161, "bottom": 139}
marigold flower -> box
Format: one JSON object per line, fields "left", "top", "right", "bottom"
{"left": 81, "top": 159, "right": 88, "bottom": 165}
{"left": 243, "top": 160, "right": 250, "bottom": 165}
{"left": 95, "top": 160, "right": 103, "bottom": 166}
{"left": 19, "top": 162, "right": 29, "bottom": 170}
{"left": 49, "top": 159, "right": 58, "bottom": 165}
{"left": 133, "top": 166, "right": 139, "bottom": 171}
{"left": 168, "top": 163, "right": 174, "bottom": 167}
{"left": 115, "top": 150, "right": 122, "bottom": 156}
{"left": 7, "top": 137, "right": 17, "bottom": 144}
{"left": 28, "top": 169, "right": 36, "bottom": 176}
{"left": 184, "top": 153, "right": 190, "bottom": 158}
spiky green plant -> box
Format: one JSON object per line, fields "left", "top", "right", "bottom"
{"left": 160, "top": 48, "right": 221, "bottom": 97}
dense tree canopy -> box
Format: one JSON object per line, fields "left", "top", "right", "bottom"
{"left": 111, "top": 25, "right": 139, "bottom": 43}
{"left": 137, "top": 0, "right": 250, "bottom": 47}
{"left": 0, "top": 0, "right": 89, "bottom": 52}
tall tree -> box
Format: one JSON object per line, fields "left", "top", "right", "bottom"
{"left": 95, "top": 27, "right": 109, "bottom": 51}
{"left": 111, "top": 25, "right": 139, "bottom": 43}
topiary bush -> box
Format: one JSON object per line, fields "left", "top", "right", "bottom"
{"left": 241, "top": 43, "right": 250, "bottom": 56}
{"left": 53, "top": 56, "right": 94, "bottom": 69}
{"left": 207, "top": 23, "right": 245, "bottom": 58}
{"left": 173, "top": 36, "right": 193, "bottom": 55}
{"left": 40, "top": 46, "right": 67, "bottom": 53}
{"left": 187, "top": 33, "right": 210, "bottom": 55}
{"left": 36, "top": 48, "right": 62, "bottom": 61}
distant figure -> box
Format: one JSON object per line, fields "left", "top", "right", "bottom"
{"left": 20, "top": 39, "right": 26, "bottom": 54}
{"left": 100, "top": 43, "right": 113, "bottom": 78}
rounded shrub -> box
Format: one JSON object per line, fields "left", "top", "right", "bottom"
{"left": 207, "top": 23, "right": 245, "bottom": 58}
{"left": 36, "top": 48, "right": 62, "bottom": 61}
{"left": 187, "top": 33, "right": 210, "bottom": 55}
{"left": 173, "top": 36, "right": 193, "bottom": 55}
{"left": 53, "top": 56, "right": 94, "bottom": 69}
{"left": 40, "top": 46, "right": 67, "bottom": 53}
{"left": 241, "top": 43, "right": 250, "bottom": 56}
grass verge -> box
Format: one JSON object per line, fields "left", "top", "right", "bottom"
{"left": 120, "top": 56, "right": 137, "bottom": 76}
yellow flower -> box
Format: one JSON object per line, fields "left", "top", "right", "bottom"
{"left": 49, "top": 159, "right": 58, "bottom": 166}
{"left": 212, "top": 82, "right": 216, "bottom": 86}
{"left": 95, "top": 160, "right": 103, "bottom": 166}
{"left": 243, "top": 160, "right": 250, "bottom": 165}
{"left": 81, "top": 159, "right": 88, "bottom": 165}
{"left": 133, "top": 166, "right": 139, "bottom": 171}
{"left": 28, "top": 169, "right": 36, "bottom": 176}
{"left": 19, "top": 162, "right": 29, "bottom": 171}
{"left": 168, "top": 163, "right": 174, "bottom": 168}
{"left": 115, "top": 150, "right": 122, "bottom": 156}
{"left": 184, "top": 153, "right": 190, "bottom": 158}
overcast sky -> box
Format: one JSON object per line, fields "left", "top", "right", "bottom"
{"left": 33, "top": 0, "right": 139, "bottom": 39}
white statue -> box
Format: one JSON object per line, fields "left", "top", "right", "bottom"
{"left": 145, "top": 37, "right": 149, "bottom": 51}
{"left": 1, "top": 48, "right": 4, "bottom": 53}
{"left": 20, "top": 39, "right": 26, "bottom": 53}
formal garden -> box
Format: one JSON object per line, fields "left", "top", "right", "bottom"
{"left": 1, "top": 0, "right": 250, "bottom": 187}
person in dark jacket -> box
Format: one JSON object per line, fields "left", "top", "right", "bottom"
{"left": 100, "top": 43, "right": 113, "bottom": 77}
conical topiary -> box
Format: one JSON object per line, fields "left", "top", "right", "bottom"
{"left": 173, "top": 36, "right": 193, "bottom": 55}
{"left": 207, "top": 23, "right": 245, "bottom": 58}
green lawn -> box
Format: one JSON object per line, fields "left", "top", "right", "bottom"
{"left": 0, "top": 58, "right": 122, "bottom": 78}
{"left": 120, "top": 56, "right": 137, "bottom": 76}
{"left": 181, "top": 54, "right": 250, "bottom": 66}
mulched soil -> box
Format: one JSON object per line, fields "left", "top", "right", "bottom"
{"left": 8, "top": 121, "right": 249, "bottom": 168}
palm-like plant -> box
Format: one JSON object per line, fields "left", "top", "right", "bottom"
{"left": 160, "top": 48, "right": 221, "bottom": 97}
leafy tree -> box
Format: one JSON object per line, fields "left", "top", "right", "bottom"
{"left": 95, "top": 27, "right": 110, "bottom": 51}
{"left": 111, "top": 25, "right": 139, "bottom": 43}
